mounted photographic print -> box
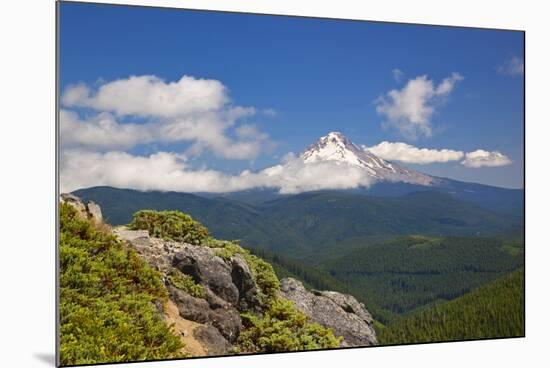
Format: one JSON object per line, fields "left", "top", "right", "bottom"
{"left": 57, "top": 1, "right": 525, "bottom": 366}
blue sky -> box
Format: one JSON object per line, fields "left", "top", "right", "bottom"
{"left": 59, "top": 2, "right": 524, "bottom": 191}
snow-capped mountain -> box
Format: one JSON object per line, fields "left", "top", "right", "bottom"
{"left": 301, "top": 132, "right": 435, "bottom": 186}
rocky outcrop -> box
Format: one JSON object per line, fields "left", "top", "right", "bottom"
{"left": 280, "top": 278, "right": 378, "bottom": 347}
{"left": 117, "top": 226, "right": 379, "bottom": 351}
{"left": 172, "top": 247, "right": 240, "bottom": 306}
{"left": 86, "top": 201, "right": 103, "bottom": 223}
{"left": 113, "top": 226, "right": 263, "bottom": 353}
{"left": 61, "top": 193, "right": 102, "bottom": 223}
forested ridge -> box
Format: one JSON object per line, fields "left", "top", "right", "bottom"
{"left": 378, "top": 269, "right": 524, "bottom": 344}
{"left": 75, "top": 187, "right": 520, "bottom": 259}
{"left": 324, "top": 235, "right": 524, "bottom": 323}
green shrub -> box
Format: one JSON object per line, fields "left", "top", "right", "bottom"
{"left": 205, "top": 238, "right": 243, "bottom": 260}
{"left": 237, "top": 298, "right": 342, "bottom": 353}
{"left": 243, "top": 253, "right": 280, "bottom": 306}
{"left": 129, "top": 210, "right": 209, "bottom": 245}
{"left": 204, "top": 237, "right": 338, "bottom": 352}
{"left": 60, "top": 203, "right": 183, "bottom": 365}
{"left": 167, "top": 269, "right": 206, "bottom": 299}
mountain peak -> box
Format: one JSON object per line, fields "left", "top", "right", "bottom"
{"left": 302, "top": 132, "right": 362, "bottom": 165}
{"left": 318, "top": 131, "right": 355, "bottom": 148}
{"left": 300, "top": 132, "right": 435, "bottom": 185}
{"left": 324, "top": 131, "right": 347, "bottom": 140}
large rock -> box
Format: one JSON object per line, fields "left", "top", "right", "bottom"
{"left": 169, "top": 286, "right": 241, "bottom": 343}
{"left": 60, "top": 193, "right": 103, "bottom": 224}
{"left": 193, "top": 325, "right": 232, "bottom": 356}
{"left": 209, "top": 306, "right": 242, "bottom": 343}
{"left": 280, "top": 278, "right": 377, "bottom": 347}
{"left": 231, "top": 254, "right": 260, "bottom": 311}
{"left": 170, "top": 287, "right": 211, "bottom": 324}
{"left": 172, "top": 247, "right": 239, "bottom": 306}
{"left": 60, "top": 193, "right": 87, "bottom": 218}
{"left": 114, "top": 228, "right": 173, "bottom": 272}
{"left": 86, "top": 201, "right": 103, "bottom": 223}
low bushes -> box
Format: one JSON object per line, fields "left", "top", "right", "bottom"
{"left": 129, "top": 210, "right": 209, "bottom": 245}
{"left": 237, "top": 298, "right": 342, "bottom": 352}
{"left": 60, "top": 203, "right": 183, "bottom": 365}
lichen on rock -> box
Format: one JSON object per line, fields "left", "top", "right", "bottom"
{"left": 280, "top": 277, "right": 378, "bottom": 347}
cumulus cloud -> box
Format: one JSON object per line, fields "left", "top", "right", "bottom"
{"left": 59, "top": 109, "right": 153, "bottom": 150}
{"left": 461, "top": 150, "right": 512, "bottom": 168}
{"left": 375, "top": 73, "right": 463, "bottom": 140}
{"left": 498, "top": 56, "right": 524, "bottom": 77}
{"left": 62, "top": 75, "right": 229, "bottom": 118}
{"left": 365, "top": 141, "right": 464, "bottom": 164}
{"left": 60, "top": 75, "right": 271, "bottom": 160}
{"left": 60, "top": 149, "right": 376, "bottom": 194}
{"left": 259, "top": 157, "right": 376, "bottom": 194}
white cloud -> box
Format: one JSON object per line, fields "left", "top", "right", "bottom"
{"left": 365, "top": 141, "right": 464, "bottom": 164}
{"left": 258, "top": 157, "right": 376, "bottom": 194}
{"left": 59, "top": 109, "right": 153, "bottom": 150}
{"left": 375, "top": 73, "right": 463, "bottom": 140}
{"left": 498, "top": 56, "right": 524, "bottom": 77}
{"left": 365, "top": 141, "right": 513, "bottom": 169}
{"left": 461, "top": 150, "right": 512, "bottom": 168}
{"left": 235, "top": 124, "right": 267, "bottom": 140}
{"left": 392, "top": 68, "right": 404, "bottom": 82}
{"left": 60, "top": 75, "right": 272, "bottom": 160}
{"left": 62, "top": 75, "right": 229, "bottom": 118}
{"left": 60, "top": 149, "right": 376, "bottom": 194}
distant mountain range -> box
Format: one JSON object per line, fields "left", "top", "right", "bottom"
{"left": 74, "top": 187, "right": 522, "bottom": 259}
{"left": 206, "top": 132, "right": 524, "bottom": 215}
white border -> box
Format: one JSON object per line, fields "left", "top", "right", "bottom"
{"left": 1, "top": 1, "right": 548, "bottom": 367}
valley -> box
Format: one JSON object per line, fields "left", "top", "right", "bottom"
{"left": 74, "top": 185, "right": 524, "bottom": 326}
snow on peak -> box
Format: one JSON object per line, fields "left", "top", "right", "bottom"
{"left": 300, "top": 132, "right": 435, "bottom": 185}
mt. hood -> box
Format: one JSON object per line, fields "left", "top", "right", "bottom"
{"left": 299, "top": 132, "right": 435, "bottom": 186}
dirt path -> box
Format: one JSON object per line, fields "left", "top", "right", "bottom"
{"left": 164, "top": 300, "right": 207, "bottom": 357}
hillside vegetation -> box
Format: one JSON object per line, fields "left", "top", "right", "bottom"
{"left": 378, "top": 269, "right": 524, "bottom": 344}
{"left": 61, "top": 203, "right": 344, "bottom": 365}
{"left": 59, "top": 203, "right": 183, "bottom": 366}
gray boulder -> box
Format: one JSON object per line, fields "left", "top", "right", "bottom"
{"left": 169, "top": 286, "right": 241, "bottom": 343}
{"left": 86, "top": 201, "right": 103, "bottom": 223}
{"left": 193, "top": 325, "right": 232, "bottom": 356}
{"left": 60, "top": 193, "right": 87, "bottom": 218}
{"left": 280, "top": 278, "right": 377, "bottom": 347}
{"left": 231, "top": 254, "right": 260, "bottom": 311}
{"left": 209, "top": 306, "right": 242, "bottom": 343}
{"left": 169, "top": 287, "right": 211, "bottom": 324}
{"left": 60, "top": 193, "right": 103, "bottom": 224}
{"left": 172, "top": 247, "right": 239, "bottom": 306}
